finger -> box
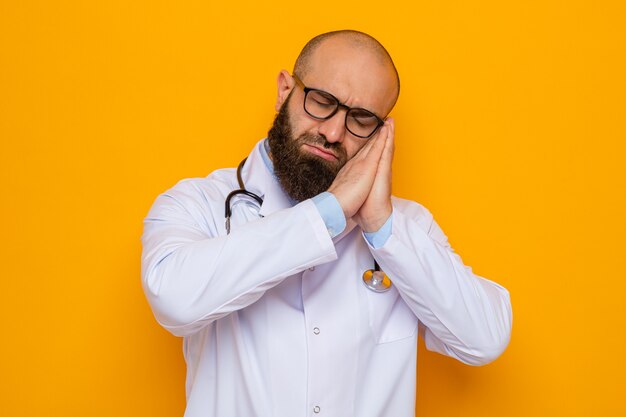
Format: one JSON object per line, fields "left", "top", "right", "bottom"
{"left": 370, "top": 120, "right": 394, "bottom": 190}
{"left": 348, "top": 126, "right": 382, "bottom": 162}
{"left": 379, "top": 118, "right": 395, "bottom": 166}
{"left": 352, "top": 123, "right": 380, "bottom": 160}
{"left": 362, "top": 124, "right": 388, "bottom": 161}
{"left": 386, "top": 117, "right": 395, "bottom": 140}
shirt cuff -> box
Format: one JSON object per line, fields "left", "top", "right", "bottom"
{"left": 363, "top": 214, "right": 393, "bottom": 248}
{"left": 311, "top": 192, "right": 346, "bottom": 238}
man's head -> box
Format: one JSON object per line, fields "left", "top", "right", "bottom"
{"left": 267, "top": 30, "right": 400, "bottom": 202}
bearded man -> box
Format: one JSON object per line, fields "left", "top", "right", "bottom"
{"left": 141, "top": 30, "right": 512, "bottom": 417}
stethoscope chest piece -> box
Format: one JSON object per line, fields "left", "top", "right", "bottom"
{"left": 362, "top": 264, "right": 392, "bottom": 293}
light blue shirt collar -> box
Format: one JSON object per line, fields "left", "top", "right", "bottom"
{"left": 260, "top": 138, "right": 274, "bottom": 173}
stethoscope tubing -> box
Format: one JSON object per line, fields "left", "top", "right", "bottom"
{"left": 225, "top": 158, "right": 264, "bottom": 234}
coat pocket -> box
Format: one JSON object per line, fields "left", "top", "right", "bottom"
{"left": 366, "top": 286, "right": 418, "bottom": 344}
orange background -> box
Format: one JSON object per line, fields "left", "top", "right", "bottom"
{"left": 1, "top": 1, "right": 625, "bottom": 416}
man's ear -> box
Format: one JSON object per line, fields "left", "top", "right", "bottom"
{"left": 275, "top": 70, "right": 295, "bottom": 112}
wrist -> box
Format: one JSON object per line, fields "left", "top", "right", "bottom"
{"left": 360, "top": 204, "right": 392, "bottom": 233}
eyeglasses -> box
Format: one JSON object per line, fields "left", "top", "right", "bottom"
{"left": 292, "top": 74, "right": 385, "bottom": 139}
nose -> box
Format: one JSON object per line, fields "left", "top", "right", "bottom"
{"left": 317, "top": 108, "right": 348, "bottom": 143}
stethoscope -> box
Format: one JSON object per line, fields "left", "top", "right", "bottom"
{"left": 224, "top": 158, "right": 264, "bottom": 235}
{"left": 225, "top": 157, "right": 392, "bottom": 293}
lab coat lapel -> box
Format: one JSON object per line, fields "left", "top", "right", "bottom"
{"left": 240, "top": 140, "right": 293, "bottom": 217}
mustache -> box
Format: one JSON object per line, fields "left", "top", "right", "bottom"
{"left": 297, "top": 134, "right": 346, "bottom": 159}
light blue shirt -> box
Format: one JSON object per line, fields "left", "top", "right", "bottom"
{"left": 261, "top": 139, "right": 392, "bottom": 247}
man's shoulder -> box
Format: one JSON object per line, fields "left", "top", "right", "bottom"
{"left": 165, "top": 139, "right": 265, "bottom": 200}
{"left": 145, "top": 167, "right": 239, "bottom": 231}
{"left": 165, "top": 167, "right": 238, "bottom": 198}
{"left": 149, "top": 167, "right": 239, "bottom": 219}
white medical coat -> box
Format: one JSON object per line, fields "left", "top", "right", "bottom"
{"left": 141, "top": 140, "right": 512, "bottom": 417}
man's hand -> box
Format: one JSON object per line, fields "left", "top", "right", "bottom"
{"left": 354, "top": 119, "right": 394, "bottom": 232}
{"left": 328, "top": 118, "right": 395, "bottom": 232}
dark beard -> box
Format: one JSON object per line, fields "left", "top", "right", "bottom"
{"left": 267, "top": 97, "right": 348, "bottom": 202}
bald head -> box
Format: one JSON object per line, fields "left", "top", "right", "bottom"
{"left": 293, "top": 30, "right": 400, "bottom": 110}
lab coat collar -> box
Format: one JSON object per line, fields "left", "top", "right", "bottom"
{"left": 239, "top": 139, "right": 294, "bottom": 217}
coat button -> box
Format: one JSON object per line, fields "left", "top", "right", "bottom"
{"left": 308, "top": 266, "right": 315, "bottom": 271}
{"left": 313, "top": 327, "right": 320, "bottom": 335}
{"left": 313, "top": 405, "right": 321, "bottom": 413}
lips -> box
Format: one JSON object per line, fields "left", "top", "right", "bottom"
{"left": 302, "top": 143, "right": 338, "bottom": 162}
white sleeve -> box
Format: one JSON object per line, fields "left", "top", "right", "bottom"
{"left": 141, "top": 181, "right": 337, "bottom": 337}
{"left": 367, "top": 201, "right": 512, "bottom": 366}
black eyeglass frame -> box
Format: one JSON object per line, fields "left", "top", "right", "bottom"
{"left": 292, "top": 74, "right": 386, "bottom": 139}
